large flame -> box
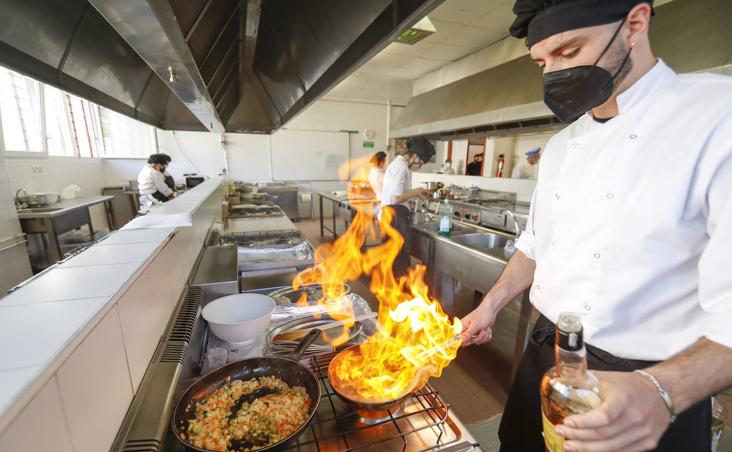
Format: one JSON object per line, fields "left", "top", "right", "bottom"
{"left": 293, "top": 184, "right": 461, "bottom": 402}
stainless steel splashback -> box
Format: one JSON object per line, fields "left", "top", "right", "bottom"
{"left": 0, "top": 0, "right": 446, "bottom": 133}
{"left": 391, "top": 0, "right": 732, "bottom": 139}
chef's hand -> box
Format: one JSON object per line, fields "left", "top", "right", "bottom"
{"left": 459, "top": 301, "right": 496, "bottom": 346}
{"left": 557, "top": 370, "right": 671, "bottom": 452}
{"left": 416, "top": 187, "right": 430, "bottom": 198}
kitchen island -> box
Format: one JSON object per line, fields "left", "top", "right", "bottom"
{"left": 0, "top": 177, "right": 225, "bottom": 451}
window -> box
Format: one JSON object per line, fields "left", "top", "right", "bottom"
{"left": 0, "top": 65, "right": 157, "bottom": 159}
{"left": 99, "top": 108, "right": 157, "bottom": 158}
{"left": 43, "top": 85, "right": 75, "bottom": 156}
{"left": 44, "top": 85, "right": 104, "bottom": 157}
{"left": 0, "top": 67, "right": 44, "bottom": 155}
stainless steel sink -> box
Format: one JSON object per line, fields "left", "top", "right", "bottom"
{"left": 17, "top": 207, "right": 63, "bottom": 213}
{"left": 418, "top": 221, "right": 473, "bottom": 235}
{"left": 450, "top": 232, "right": 510, "bottom": 253}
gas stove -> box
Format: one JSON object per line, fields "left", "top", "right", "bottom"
{"left": 111, "top": 287, "right": 483, "bottom": 452}
{"left": 229, "top": 204, "right": 284, "bottom": 218}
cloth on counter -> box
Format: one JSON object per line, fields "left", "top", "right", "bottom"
{"left": 121, "top": 212, "right": 192, "bottom": 230}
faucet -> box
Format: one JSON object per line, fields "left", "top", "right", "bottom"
{"left": 15, "top": 188, "right": 27, "bottom": 209}
{"left": 501, "top": 209, "right": 522, "bottom": 238}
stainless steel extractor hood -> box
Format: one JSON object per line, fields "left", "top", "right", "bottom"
{"left": 0, "top": 0, "right": 446, "bottom": 133}
{"left": 391, "top": 0, "right": 732, "bottom": 139}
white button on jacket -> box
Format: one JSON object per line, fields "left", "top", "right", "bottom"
{"left": 515, "top": 60, "right": 732, "bottom": 361}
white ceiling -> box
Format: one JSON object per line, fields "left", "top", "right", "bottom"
{"left": 325, "top": 0, "right": 516, "bottom": 105}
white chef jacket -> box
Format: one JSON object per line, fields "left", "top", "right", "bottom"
{"left": 380, "top": 154, "right": 411, "bottom": 208}
{"left": 368, "top": 167, "right": 385, "bottom": 201}
{"left": 511, "top": 160, "right": 538, "bottom": 179}
{"left": 137, "top": 164, "right": 173, "bottom": 197}
{"left": 515, "top": 60, "right": 732, "bottom": 361}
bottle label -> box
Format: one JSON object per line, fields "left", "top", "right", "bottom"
{"left": 439, "top": 215, "right": 451, "bottom": 233}
{"left": 541, "top": 411, "right": 564, "bottom": 452}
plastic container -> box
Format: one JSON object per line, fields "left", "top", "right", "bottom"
{"left": 202, "top": 293, "right": 275, "bottom": 344}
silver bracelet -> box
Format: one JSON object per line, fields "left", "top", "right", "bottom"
{"left": 634, "top": 369, "right": 677, "bottom": 423}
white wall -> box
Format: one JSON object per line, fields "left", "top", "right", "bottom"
{"left": 3, "top": 157, "right": 109, "bottom": 230}
{"left": 103, "top": 130, "right": 228, "bottom": 186}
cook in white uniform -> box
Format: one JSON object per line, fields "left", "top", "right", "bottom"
{"left": 367, "top": 151, "right": 387, "bottom": 201}
{"left": 379, "top": 137, "right": 433, "bottom": 277}
{"left": 440, "top": 159, "right": 455, "bottom": 175}
{"left": 510, "top": 147, "right": 541, "bottom": 179}
{"left": 460, "top": 1, "right": 732, "bottom": 451}
{"left": 137, "top": 154, "right": 175, "bottom": 205}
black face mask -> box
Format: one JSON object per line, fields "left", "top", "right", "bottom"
{"left": 543, "top": 21, "right": 632, "bottom": 123}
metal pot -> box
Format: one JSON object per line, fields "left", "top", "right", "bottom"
{"left": 15, "top": 189, "right": 59, "bottom": 207}
{"left": 423, "top": 181, "right": 443, "bottom": 192}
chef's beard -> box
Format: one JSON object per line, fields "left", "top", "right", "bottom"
{"left": 605, "top": 37, "right": 633, "bottom": 93}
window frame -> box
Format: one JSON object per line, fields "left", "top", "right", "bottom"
{"left": 0, "top": 73, "right": 48, "bottom": 159}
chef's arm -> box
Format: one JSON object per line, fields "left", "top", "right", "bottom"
{"left": 394, "top": 188, "right": 428, "bottom": 204}
{"left": 645, "top": 338, "right": 732, "bottom": 413}
{"left": 481, "top": 250, "right": 536, "bottom": 315}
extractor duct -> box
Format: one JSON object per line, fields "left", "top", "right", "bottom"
{"left": 391, "top": 0, "right": 732, "bottom": 139}
{"left": 0, "top": 0, "right": 446, "bottom": 134}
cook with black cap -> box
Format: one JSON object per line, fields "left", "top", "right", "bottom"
{"left": 460, "top": 1, "right": 732, "bottom": 451}
{"left": 137, "top": 154, "right": 177, "bottom": 204}
{"left": 379, "top": 137, "right": 433, "bottom": 277}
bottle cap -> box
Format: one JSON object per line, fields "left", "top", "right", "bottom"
{"left": 557, "top": 312, "right": 583, "bottom": 351}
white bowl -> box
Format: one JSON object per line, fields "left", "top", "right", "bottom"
{"left": 202, "top": 293, "right": 275, "bottom": 344}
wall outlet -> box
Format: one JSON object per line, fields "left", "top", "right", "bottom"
{"left": 31, "top": 166, "right": 43, "bottom": 174}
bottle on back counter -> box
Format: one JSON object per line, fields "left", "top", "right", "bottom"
{"left": 540, "top": 312, "right": 602, "bottom": 452}
{"left": 438, "top": 198, "right": 453, "bottom": 236}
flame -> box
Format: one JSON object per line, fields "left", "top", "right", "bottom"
{"left": 293, "top": 181, "right": 461, "bottom": 402}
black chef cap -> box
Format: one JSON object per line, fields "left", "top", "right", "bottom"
{"left": 406, "top": 137, "right": 435, "bottom": 164}
{"left": 510, "top": 0, "right": 654, "bottom": 48}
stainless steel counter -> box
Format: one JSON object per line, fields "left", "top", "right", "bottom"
{"left": 16, "top": 195, "right": 113, "bottom": 219}
{"left": 16, "top": 195, "right": 114, "bottom": 264}
{"left": 410, "top": 220, "right": 534, "bottom": 376}
{"left": 222, "top": 215, "right": 299, "bottom": 235}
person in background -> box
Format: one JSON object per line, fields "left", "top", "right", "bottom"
{"left": 441, "top": 159, "right": 455, "bottom": 175}
{"left": 466, "top": 153, "right": 484, "bottom": 175}
{"left": 367, "top": 151, "right": 387, "bottom": 201}
{"left": 511, "top": 147, "right": 541, "bottom": 179}
{"left": 380, "top": 137, "right": 434, "bottom": 277}
{"left": 137, "top": 154, "right": 176, "bottom": 204}
{"left": 159, "top": 153, "right": 177, "bottom": 193}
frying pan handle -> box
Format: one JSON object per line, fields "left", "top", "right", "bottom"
{"left": 286, "top": 328, "right": 322, "bottom": 360}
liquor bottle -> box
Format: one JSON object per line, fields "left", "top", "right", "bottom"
{"left": 540, "top": 312, "right": 602, "bottom": 452}
{"left": 438, "top": 198, "right": 453, "bottom": 236}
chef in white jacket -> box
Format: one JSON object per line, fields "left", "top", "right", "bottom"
{"left": 137, "top": 154, "right": 176, "bottom": 205}
{"left": 460, "top": 1, "right": 732, "bottom": 451}
{"left": 510, "top": 148, "right": 541, "bottom": 179}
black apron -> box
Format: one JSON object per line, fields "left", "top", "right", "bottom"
{"left": 499, "top": 315, "right": 711, "bottom": 452}
{"left": 385, "top": 204, "right": 412, "bottom": 279}
{"left": 151, "top": 191, "right": 171, "bottom": 202}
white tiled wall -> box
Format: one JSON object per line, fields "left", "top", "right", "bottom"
{"left": 2, "top": 156, "right": 109, "bottom": 230}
